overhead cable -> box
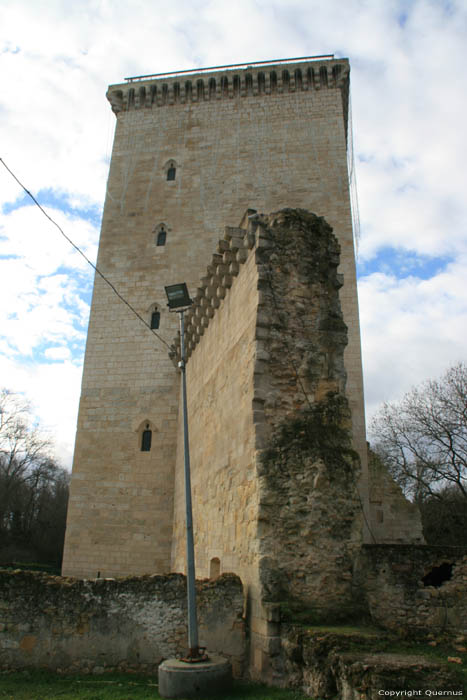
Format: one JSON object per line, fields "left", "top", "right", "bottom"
{"left": 0, "top": 157, "right": 171, "bottom": 350}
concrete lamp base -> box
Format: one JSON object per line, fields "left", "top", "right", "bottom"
{"left": 158, "top": 656, "right": 232, "bottom": 698}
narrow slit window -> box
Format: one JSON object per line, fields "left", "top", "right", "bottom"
{"left": 151, "top": 311, "right": 160, "bottom": 329}
{"left": 157, "top": 228, "right": 167, "bottom": 246}
{"left": 210, "top": 557, "right": 221, "bottom": 579}
{"left": 141, "top": 425, "right": 152, "bottom": 452}
{"left": 167, "top": 164, "right": 176, "bottom": 181}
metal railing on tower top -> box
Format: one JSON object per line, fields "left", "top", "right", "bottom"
{"left": 124, "top": 55, "right": 336, "bottom": 82}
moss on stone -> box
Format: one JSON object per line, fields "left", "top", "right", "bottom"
{"left": 260, "top": 392, "right": 358, "bottom": 476}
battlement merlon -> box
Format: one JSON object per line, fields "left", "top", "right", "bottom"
{"left": 106, "top": 57, "right": 350, "bottom": 138}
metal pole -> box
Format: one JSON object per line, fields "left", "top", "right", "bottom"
{"left": 178, "top": 309, "right": 199, "bottom": 657}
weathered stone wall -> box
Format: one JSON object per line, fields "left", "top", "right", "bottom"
{"left": 170, "top": 209, "right": 364, "bottom": 678}
{"left": 250, "top": 211, "right": 362, "bottom": 621}
{"left": 280, "top": 627, "right": 464, "bottom": 698}
{"left": 358, "top": 545, "right": 467, "bottom": 635}
{"left": 0, "top": 571, "right": 245, "bottom": 675}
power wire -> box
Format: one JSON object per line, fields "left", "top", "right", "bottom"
{"left": 356, "top": 489, "right": 378, "bottom": 544}
{"left": 0, "top": 157, "right": 170, "bottom": 351}
{"left": 347, "top": 94, "right": 361, "bottom": 259}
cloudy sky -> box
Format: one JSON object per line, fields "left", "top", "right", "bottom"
{"left": 1, "top": 0, "right": 466, "bottom": 467}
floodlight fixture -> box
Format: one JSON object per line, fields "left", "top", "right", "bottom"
{"left": 164, "top": 283, "right": 192, "bottom": 310}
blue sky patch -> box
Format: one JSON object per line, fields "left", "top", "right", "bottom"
{"left": 357, "top": 246, "right": 452, "bottom": 280}
{"left": 55, "top": 265, "right": 94, "bottom": 295}
{"left": 398, "top": 12, "right": 408, "bottom": 28}
{"left": 29, "top": 337, "right": 86, "bottom": 365}
{"left": 1, "top": 45, "right": 20, "bottom": 54}
{"left": 3, "top": 189, "right": 102, "bottom": 228}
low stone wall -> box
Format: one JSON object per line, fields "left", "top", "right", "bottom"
{"left": 0, "top": 571, "right": 245, "bottom": 675}
{"left": 358, "top": 545, "right": 467, "bottom": 636}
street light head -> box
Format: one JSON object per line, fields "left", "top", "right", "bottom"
{"left": 165, "top": 283, "right": 193, "bottom": 310}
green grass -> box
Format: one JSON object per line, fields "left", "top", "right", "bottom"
{"left": 0, "top": 670, "right": 310, "bottom": 700}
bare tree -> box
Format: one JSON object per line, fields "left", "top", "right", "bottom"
{"left": 370, "top": 363, "right": 467, "bottom": 504}
{"left": 0, "top": 389, "right": 69, "bottom": 567}
{"left": 420, "top": 486, "right": 467, "bottom": 547}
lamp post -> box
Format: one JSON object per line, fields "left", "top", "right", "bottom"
{"left": 164, "top": 283, "right": 204, "bottom": 662}
{"left": 158, "top": 283, "right": 231, "bottom": 698}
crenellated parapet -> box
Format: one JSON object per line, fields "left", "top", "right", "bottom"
{"left": 168, "top": 210, "right": 259, "bottom": 367}
{"left": 106, "top": 58, "right": 350, "bottom": 132}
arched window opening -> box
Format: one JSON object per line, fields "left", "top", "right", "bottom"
{"left": 128, "top": 88, "right": 135, "bottom": 108}
{"left": 150, "top": 85, "right": 157, "bottom": 105}
{"left": 154, "top": 222, "right": 169, "bottom": 246}
{"left": 210, "top": 557, "right": 221, "bottom": 579}
{"left": 162, "top": 84, "right": 168, "bottom": 103}
{"left": 141, "top": 424, "right": 152, "bottom": 452}
{"left": 270, "top": 71, "right": 277, "bottom": 93}
{"left": 306, "top": 67, "right": 314, "bottom": 89}
{"left": 167, "top": 163, "right": 176, "bottom": 181}
{"left": 245, "top": 73, "right": 253, "bottom": 95}
{"left": 150, "top": 309, "right": 161, "bottom": 329}
{"left": 221, "top": 76, "right": 229, "bottom": 97}
{"left": 282, "top": 70, "right": 290, "bottom": 91}
{"left": 185, "top": 80, "right": 192, "bottom": 101}
{"left": 157, "top": 227, "right": 167, "bottom": 246}
{"left": 233, "top": 75, "right": 240, "bottom": 96}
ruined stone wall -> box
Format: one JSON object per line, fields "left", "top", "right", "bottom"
{"left": 358, "top": 545, "right": 467, "bottom": 635}
{"left": 280, "top": 626, "right": 464, "bottom": 698}
{"left": 170, "top": 209, "right": 364, "bottom": 677}
{"left": 250, "top": 210, "right": 363, "bottom": 622}
{"left": 0, "top": 570, "right": 245, "bottom": 675}
{"left": 368, "top": 451, "right": 424, "bottom": 544}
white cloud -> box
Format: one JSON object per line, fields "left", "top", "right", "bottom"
{"left": 0, "top": 205, "right": 95, "bottom": 358}
{"left": 0, "top": 353, "right": 82, "bottom": 468}
{"left": 44, "top": 346, "right": 72, "bottom": 361}
{"left": 359, "top": 253, "right": 467, "bottom": 423}
{"left": 0, "top": 0, "right": 466, "bottom": 465}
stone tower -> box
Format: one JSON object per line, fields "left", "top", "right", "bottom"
{"left": 62, "top": 57, "right": 370, "bottom": 579}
